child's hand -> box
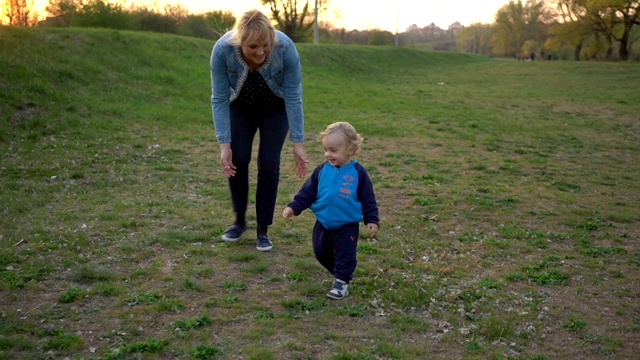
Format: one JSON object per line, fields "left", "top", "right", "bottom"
{"left": 366, "top": 223, "right": 379, "bottom": 238}
{"left": 283, "top": 207, "right": 295, "bottom": 219}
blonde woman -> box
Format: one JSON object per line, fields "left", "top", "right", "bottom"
{"left": 210, "top": 10, "right": 308, "bottom": 252}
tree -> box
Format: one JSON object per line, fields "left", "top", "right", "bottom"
{"left": 492, "top": 1, "right": 527, "bottom": 57}
{"left": 554, "top": 0, "right": 589, "bottom": 59}
{"left": 614, "top": 1, "right": 640, "bottom": 59}
{"left": 555, "top": 0, "right": 639, "bottom": 60}
{"left": 2, "top": 0, "right": 38, "bottom": 26}
{"left": 177, "top": 11, "right": 235, "bottom": 40}
{"left": 593, "top": 0, "right": 639, "bottom": 60}
{"left": 71, "top": 0, "right": 129, "bottom": 29}
{"left": 261, "top": 0, "right": 315, "bottom": 42}
{"left": 45, "top": 0, "right": 80, "bottom": 27}
{"left": 492, "top": 0, "right": 554, "bottom": 57}
{"left": 368, "top": 29, "right": 393, "bottom": 45}
{"left": 130, "top": 7, "right": 178, "bottom": 33}
{"left": 163, "top": 3, "right": 188, "bottom": 26}
{"left": 456, "top": 23, "right": 493, "bottom": 55}
{"left": 203, "top": 10, "right": 236, "bottom": 38}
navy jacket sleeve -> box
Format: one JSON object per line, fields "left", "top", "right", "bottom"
{"left": 287, "top": 164, "right": 322, "bottom": 215}
{"left": 356, "top": 163, "right": 379, "bottom": 226}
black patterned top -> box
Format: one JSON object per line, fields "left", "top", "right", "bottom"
{"left": 232, "top": 71, "right": 284, "bottom": 111}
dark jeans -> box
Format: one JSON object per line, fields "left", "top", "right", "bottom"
{"left": 312, "top": 222, "right": 360, "bottom": 283}
{"left": 228, "top": 104, "right": 289, "bottom": 227}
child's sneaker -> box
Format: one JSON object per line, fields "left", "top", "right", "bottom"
{"left": 326, "top": 279, "right": 349, "bottom": 300}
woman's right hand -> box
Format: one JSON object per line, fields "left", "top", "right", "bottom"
{"left": 292, "top": 142, "right": 308, "bottom": 178}
{"left": 220, "top": 143, "right": 235, "bottom": 177}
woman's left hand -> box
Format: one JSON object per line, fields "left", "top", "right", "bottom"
{"left": 292, "top": 142, "right": 308, "bottom": 178}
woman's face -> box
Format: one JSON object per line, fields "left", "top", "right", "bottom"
{"left": 241, "top": 33, "right": 270, "bottom": 69}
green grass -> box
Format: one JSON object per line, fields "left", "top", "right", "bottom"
{"left": 1, "top": 25, "right": 639, "bottom": 359}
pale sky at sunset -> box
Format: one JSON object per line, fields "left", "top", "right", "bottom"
{"left": 32, "top": 0, "right": 509, "bottom": 31}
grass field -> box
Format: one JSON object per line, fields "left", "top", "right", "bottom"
{"left": 1, "top": 26, "right": 639, "bottom": 359}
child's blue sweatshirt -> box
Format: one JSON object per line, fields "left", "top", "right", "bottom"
{"left": 287, "top": 160, "right": 379, "bottom": 230}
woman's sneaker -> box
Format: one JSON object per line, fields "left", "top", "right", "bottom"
{"left": 221, "top": 225, "right": 247, "bottom": 242}
{"left": 326, "top": 279, "right": 349, "bottom": 300}
{"left": 256, "top": 234, "right": 273, "bottom": 252}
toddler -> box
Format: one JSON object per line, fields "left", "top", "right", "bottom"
{"left": 283, "top": 122, "right": 379, "bottom": 299}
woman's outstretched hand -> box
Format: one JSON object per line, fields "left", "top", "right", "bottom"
{"left": 293, "top": 142, "right": 308, "bottom": 178}
{"left": 220, "top": 143, "right": 235, "bottom": 178}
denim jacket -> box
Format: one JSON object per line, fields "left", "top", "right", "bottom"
{"left": 210, "top": 30, "right": 304, "bottom": 143}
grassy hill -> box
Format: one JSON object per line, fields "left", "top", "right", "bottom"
{"left": 0, "top": 26, "right": 489, "bottom": 143}
{"left": 1, "top": 26, "right": 639, "bottom": 359}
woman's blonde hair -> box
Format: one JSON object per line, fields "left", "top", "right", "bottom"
{"left": 319, "top": 122, "right": 363, "bottom": 156}
{"left": 229, "top": 9, "right": 277, "bottom": 47}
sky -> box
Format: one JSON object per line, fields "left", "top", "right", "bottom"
{"left": 32, "top": 0, "right": 509, "bottom": 31}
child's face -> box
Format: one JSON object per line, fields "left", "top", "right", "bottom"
{"left": 322, "top": 132, "right": 352, "bottom": 167}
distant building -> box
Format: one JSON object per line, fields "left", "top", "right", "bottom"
{"left": 402, "top": 20, "right": 464, "bottom": 50}
{"left": 406, "top": 24, "right": 421, "bottom": 33}
{"left": 423, "top": 22, "right": 445, "bottom": 37}
{"left": 406, "top": 21, "right": 463, "bottom": 36}
{"left": 448, "top": 21, "right": 464, "bottom": 34}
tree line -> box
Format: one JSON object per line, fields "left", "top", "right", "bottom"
{"left": 2, "top": 0, "right": 638, "bottom": 60}
{"left": 1, "top": 0, "right": 237, "bottom": 39}
{"left": 457, "top": 0, "right": 639, "bottom": 60}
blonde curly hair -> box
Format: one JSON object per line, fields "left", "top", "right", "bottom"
{"left": 319, "top": 122, "right": 363, "bottom": 156}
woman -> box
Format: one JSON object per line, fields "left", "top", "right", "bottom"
{"left": 210, "top": 9, "right": 307, "bottom": 252}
